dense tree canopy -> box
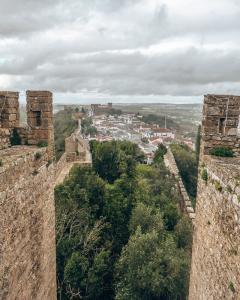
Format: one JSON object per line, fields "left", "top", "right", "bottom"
{"left": 81, "top": 118, "right": 98, "bottom": 137}
{"left": 153, "top": 143, "right": 167, "bottom": 164}
{"left": 55, "top": 140, "right": 192, "bottom": 300}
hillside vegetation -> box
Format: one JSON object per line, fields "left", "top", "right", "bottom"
{"left": 170, "top": 144, "right": 198, "bottom": 206}
{"left": 142, "top": 114, "right": 179, "bottom": 130}
{"left": 55, "top": 141, "right": 192, "bottom": 300}
{"left": 54, "top": 108, "right": 78, "bottom": 160}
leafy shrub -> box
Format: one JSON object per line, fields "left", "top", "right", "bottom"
{"left": 229, "top": 281, "right": 235, "bottom": 293}
{"left": 34, "top": 151, "right": 42, "bottom": 160}
{"left": 229, "top": 248, "right": 237, "bottom": 256}
{"left": 141, "top": 137, "right": 149, "bottom": 144}
{"left": 209, "top": 147, "right": 234, "bottom": 157}
{"left": 10, "top": 128, "right": 21, "bottom": 146}
{"left": 153, "top": 143, "right": 167, "bottom": 163}
{"left": 214, "top": 180, "right": 222, "bottom": 192}
{"left": 37, "top": 140, "right": 48, "bottom": 147}
{"left": 47, "top": 159, "right": 53, "bottom": 167}
{"left": 201, "top": 169, "right": 208, "bottom": 182}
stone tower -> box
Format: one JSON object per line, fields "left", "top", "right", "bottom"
{"left": 189, "top": 95, "right": 240, "bottom": 300}
{"left": 26, "top": 90, "right": 54, "bottom": 158}
{"left": 201, "top": 94, "right": 240, "bottom": 156}
{"left": 0, "top": 91, "right": 19, "bottom": 128}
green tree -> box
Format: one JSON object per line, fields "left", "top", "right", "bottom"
{"left": 10, "top": 128, "right": 21, "bottom": 145}
{"left": 115, "top": 228, "right": 190, "bottom": 300}
{"left": 64, "top": 252, "right": 89, "bottom": 296}
{"left": 174, "top": 216, "right": 193, "bottom": 250}
{"left": 153, "top": 143, "right": 167, "bottom": 163}
{"left": 129, "top": 203, "right": 163, "bottom": 234}
{"left": 91, "top": 141, "right": 124, "bottom": 183}
{"left": 87, "top": 249, "right": 111, "bottom": 299}
{"left": 91, "top": 140, "right": 144, "bottom": 183}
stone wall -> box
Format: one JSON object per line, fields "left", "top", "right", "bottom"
{"left": 189, "top": 155, "right": 240, "bottom": 299}
{"left": 65, "top": 126, "right": 92, "bottom": 163}
{"left": 0, "top": 146, "right": 56, "bottom": 299}
{"left": 0, "top": 128, "right": 10, "bottom": 150}
{"left": 0, "top": 92, "right": 19, "bottom": 149}
{"left": 202, "top": 94, "right": 240, "bottom": 155}
{"left": 55, "top": 152, "right": 67, "bottom": 178}
{"left": 0, "top": 90, "right": 93, "bottom": 300}
{"left": 164, "top": 148, "right": 195, "bottom": 221}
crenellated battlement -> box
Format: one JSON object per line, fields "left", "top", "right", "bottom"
{"left": 202, "top": 94, "right": 240, "bottom": 156}
{"left": 0, "top": 91, "right": 20, "bottom": 129}
{"left": 0, "top": 91, "right": 54, "bottom": 159}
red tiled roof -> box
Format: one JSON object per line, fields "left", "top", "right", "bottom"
{"left": 152, "top": 128, "right": 172, "bottom": 133}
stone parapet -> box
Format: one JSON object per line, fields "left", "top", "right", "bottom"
{"left": 0, "top": 146, "right": 56, "bottom": 299}
{"left": 0, "top": 128, "right": 10, "bottom": 150}
{"left": 0, "top": 146, "right": 48, "bottom": 192}
{"left": 164, "top": 148, "right": 196, "bottom": 221}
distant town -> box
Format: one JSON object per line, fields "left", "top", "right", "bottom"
{"left": 67, "top": 102, "right": 196, "bottom": 164}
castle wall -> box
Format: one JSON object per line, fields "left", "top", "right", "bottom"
{"left": 189, "top": 155, "right": 240, "bottom": 299}
{"left": 91, "top": 103, "right": 112, "bottom": 115}
{"left": 0, "top": 128, "right": 10, "bottom": 150}
{"left": 0, "top": 90, "right": 88, "bottom": 300}
{"left": 164, "top": 148, "right": 196, "bottom": 221}
{"left": 0, "top": 147, "right": 56, "bottom": 299}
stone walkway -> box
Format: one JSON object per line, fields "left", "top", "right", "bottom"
{"left": 54, "top": 162, "right": 75, "bottom": 186}
{"left": 54, "top": 160, "right": 92, "bottom": 186}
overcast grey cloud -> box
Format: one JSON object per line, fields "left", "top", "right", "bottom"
{"left": 0, "top": 0, "right": 240, "bottom": 103}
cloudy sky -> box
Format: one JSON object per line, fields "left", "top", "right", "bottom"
{"left": 0, "top": 0, "right": 240, "bottom": 104}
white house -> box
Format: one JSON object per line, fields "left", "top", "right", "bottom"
{"left": 151, "top": 128, "right": 175, "bottom": 139}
